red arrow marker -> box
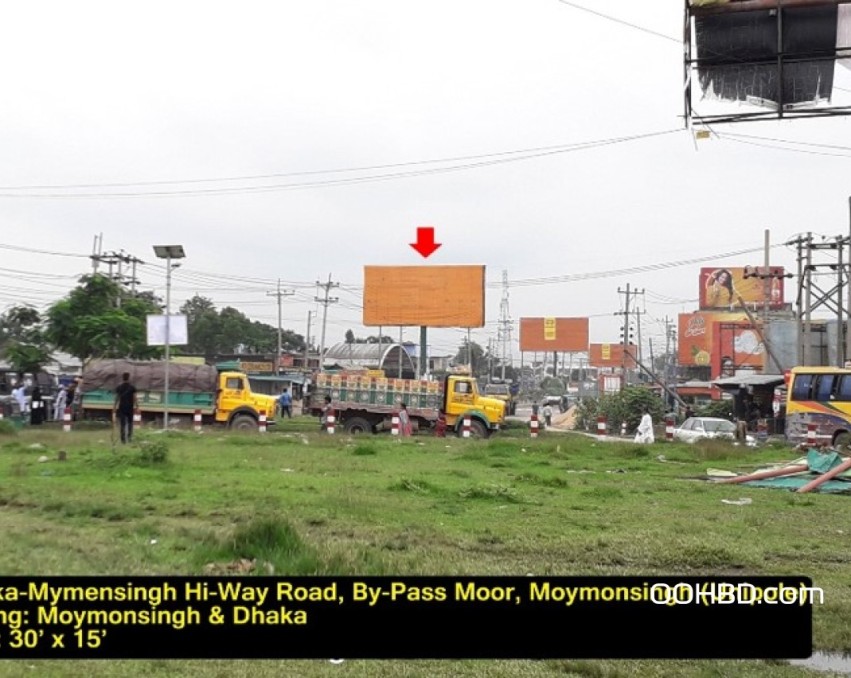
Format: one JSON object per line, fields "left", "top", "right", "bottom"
{"left": 410, "top": 226, "right": 442, "bottom": 258}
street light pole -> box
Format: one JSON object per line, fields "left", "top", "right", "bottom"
{"left": 164, "top": 257, "right": 173, "bottom": 431}
{"left": 153, "top": 245, "right": 186, "bottom": 431}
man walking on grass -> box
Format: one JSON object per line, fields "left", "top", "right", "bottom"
{"left": 278, "top": 387, "right": 292, "bottom": 419}
{"left": 113, "top": 372, "right": 139, "bottom": 444}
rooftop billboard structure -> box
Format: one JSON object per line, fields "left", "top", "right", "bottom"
{"left": 519, "top": 317, "right": 589, "bottom": 353}
{"left": 685, "top": 0, "right": 851, "bottom": 125}
{"left": 699, "top": 266, "right": 785, "bottom": 311}
{"left": 363, "top": 265, "right": 485, "bottom": 328}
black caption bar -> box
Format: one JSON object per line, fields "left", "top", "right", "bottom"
{"left": 0, "top": 576, "right": 813, "bottom": 659}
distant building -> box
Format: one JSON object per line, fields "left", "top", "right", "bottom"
{"left": 323, "top": 342, "right": 418, "bottom": 379}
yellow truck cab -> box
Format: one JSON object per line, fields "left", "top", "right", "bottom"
{"left": 215, "top": 371, "right": 279, "bottom": 430}
{"left": 443, "top": 372, "right": 506, "bottom": 436}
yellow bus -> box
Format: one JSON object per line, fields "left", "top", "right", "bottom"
{"left": 786, "top": 366, "right": 851, "bottom": 449}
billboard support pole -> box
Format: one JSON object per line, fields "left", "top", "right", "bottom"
{"left": 420, "top": 326, "right": 427, "bottom": 380}
{"left": 622, "top": 347, "right": 686, "bottom": 409}
{"left": 847, "top": 196, "right": 851, "bottom": 365}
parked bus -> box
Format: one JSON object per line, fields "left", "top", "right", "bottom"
{"left": 786, "top": 366, "right": 851, "bottom": 449}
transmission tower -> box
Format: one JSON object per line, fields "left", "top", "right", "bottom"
{"left": 790, "top": 230, "right": 851, "bottom": 367}
{"left": 497, "top": 270, "right": 513, "bottom": 380}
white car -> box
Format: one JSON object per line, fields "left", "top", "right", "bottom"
{"left": 673, "top": 417, "right": 752, "bottom": 444}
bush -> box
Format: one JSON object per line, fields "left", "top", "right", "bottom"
{"left": 0, "top": 420, "right": 17, "bottom": 435}
{"left": 573, "top": 387, "right": 665, "bottom": 434}
{"left": 136, "top": 439, "right": 169, "bottom": 464}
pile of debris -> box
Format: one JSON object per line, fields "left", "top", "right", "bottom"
{"left": 709, "top": 449, "right": 851, "bottom": 494}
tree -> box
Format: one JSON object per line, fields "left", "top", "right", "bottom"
{"left": 0, "top": 305, "right": 51, "bottom": 374}
{"left": 366, "top": 334, "right": 393, "bottom": 344}
{"left": 180, "top": 296, "right": 222, "bottom": 357}
{"left": 345, "top": 329, "right": 356, "bottom": 344}
{"left": 45, "top": 275, "right": 161, "bottom": 363}
{"left": 179, "top": 295, "right": 305, "bottom": 357}
{"left": 454, "top": 339, "right": 485, "bottom": 375}
{"left": 574, "top": 386, "right": 665, "bottom": 434}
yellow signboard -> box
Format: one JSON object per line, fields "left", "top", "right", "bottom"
{"left": 601, "top": 344, "right": 611, "bottom": 361}
{"left": 544, "top": 318, "right": 556, "bottom": 341}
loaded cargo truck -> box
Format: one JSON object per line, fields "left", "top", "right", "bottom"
{"left": 307, "top": 370, "right": 505, "bottom": 437}
{"left": 80, "top": 359, "right": 279, "bottom": 431}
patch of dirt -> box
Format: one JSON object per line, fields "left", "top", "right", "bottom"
{"left": 550, "top": 406, "right": 576, "bottom": 430}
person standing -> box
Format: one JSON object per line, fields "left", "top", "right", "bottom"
{"left": 113, "top": 372, "right": 139, "bottom": 444}
{"left": 542, "top": 403, "right": 553, "bottom": 428}
{"left": 278, "top": 387, "right": 293, "bottom": 419}
{"left": 65, "top": 381, "right": 77, "bottom": 420}
{"left": 320, "top": 395, "right": 333, "bottom": 432}
{"left": 29, "top": 386, "right": 45, "bottom": 426}
{"left": 635, "top": 409, "right": 655, "bottom": 444}
{"left": 53, "top": 385, "right": 67, "bottom": 422}
{"left": 399, "top": 403, "right": 412, "bottom": 437}
{"left": 12, "top": 380, "right": 27, "bottom": 417}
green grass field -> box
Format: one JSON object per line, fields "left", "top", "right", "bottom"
{"left": 0, "top": 417, "right": 847, "bottom": 677}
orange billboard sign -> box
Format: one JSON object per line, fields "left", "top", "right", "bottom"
{"left": 363, "top": 265, "right": 485, "bottom": 327}
{"left": 589, "top": 343, "right": 637, "bottom": 369}
{"left": 678, "top": 311, "right": 751, "bottom": 367}
{"left": 519, "top": 317, "right": 589, "bottom": 352}
{"left": 700, "top": 267, "right": 785, "bottom": 310}
{"left": 713, "top": 322, "right": 766, "bottom": 377}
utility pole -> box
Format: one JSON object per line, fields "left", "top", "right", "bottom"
{"left": 267, "top": 279, "right": 295, "bottom": 375}
{"left": 91, "top": 234, "right": 103, "bottom": 274}
{"left": 315, "top": 274, "right": 339, "bottom": 373}
{"left": 498, "top": 270, "right": 513, "bottom": 380}
{"left": 616, "top": 284, "right": 643, "bottom": 381}
{"left": 399, "top": 327, "right": 404, "bottom": 378}
{"left": 304, "top": 311, "right": 312, "bottom": 371}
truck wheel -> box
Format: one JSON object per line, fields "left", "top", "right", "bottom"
{"left": 344, "top": 417, "right": 373, "bottom": 435}
{"left": 459, "top": 419, "right": 488, "bottom": 439}
{"left": 230, "top": 414, "right": 258, "bottom": 431}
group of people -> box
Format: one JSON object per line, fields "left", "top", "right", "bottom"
{"left": 6, "top": 378, "right": 83, "bottom": 426}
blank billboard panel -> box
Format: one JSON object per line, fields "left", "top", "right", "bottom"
{"left": 363, "top": 265, "right": 485, "bottom": 328}
{"left": 519, "top": 317, "right": 589, "bottom": 352}
{"left": 589, "top": 343, "right": 637, "bottom": 369}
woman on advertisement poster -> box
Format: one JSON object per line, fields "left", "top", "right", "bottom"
{"left": 705, "top": 269, "right": 737, "bottom": 308}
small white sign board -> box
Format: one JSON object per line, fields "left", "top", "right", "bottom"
{"left": 146, "top": 315, "right": 188, "bottom": 346}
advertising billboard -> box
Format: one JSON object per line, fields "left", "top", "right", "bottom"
{"left": 699, "top": 267, "right": 785, "bottom": 311}
{"left": 679, "top": 312, "right": 743, "bottom": 367}
{"left": 588, "top": 343, "right": 637, "bottom": 369}
{"left": 713, "top": 323, "right": 766, "bottom": 378}
{"left": 363, "top": 265, "right": 485, "bottom": 327}
{"left": 519, "top": 317, "right": 589, "bottom": 352}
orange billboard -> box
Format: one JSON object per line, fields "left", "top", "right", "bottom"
{"left": 519, "top": 317, "right": 589, "bottom": 352}
{"left": 589, "top": 343, "right": 637, "bottom": 369}
{"left": 713, "top": 322, "right": 766, "bottom": 377}
{"left": 700, "top": 267, "right": 785, "bottom": 310}
{"left": 678, "top": 311, "right": 751, "bottom": 367}
{"left": 363, "top": 265, "right": 485, "bottom": 327}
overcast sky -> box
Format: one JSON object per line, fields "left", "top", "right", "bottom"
{"left": 2, "top": 0, "right": 851, "bottom": 363}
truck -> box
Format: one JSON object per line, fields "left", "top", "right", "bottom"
{"left": 483, "top": 381, "right": 518, "bottom": 416}
{"left": 79, "top": 359, "right": 279, "bottom": 431}
{"left": 306, "top": 369, "right": 506, "bottom": 437}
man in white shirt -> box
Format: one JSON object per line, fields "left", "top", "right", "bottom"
{"left": 12, "top": 383, "right": 28, "bottom": 416}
